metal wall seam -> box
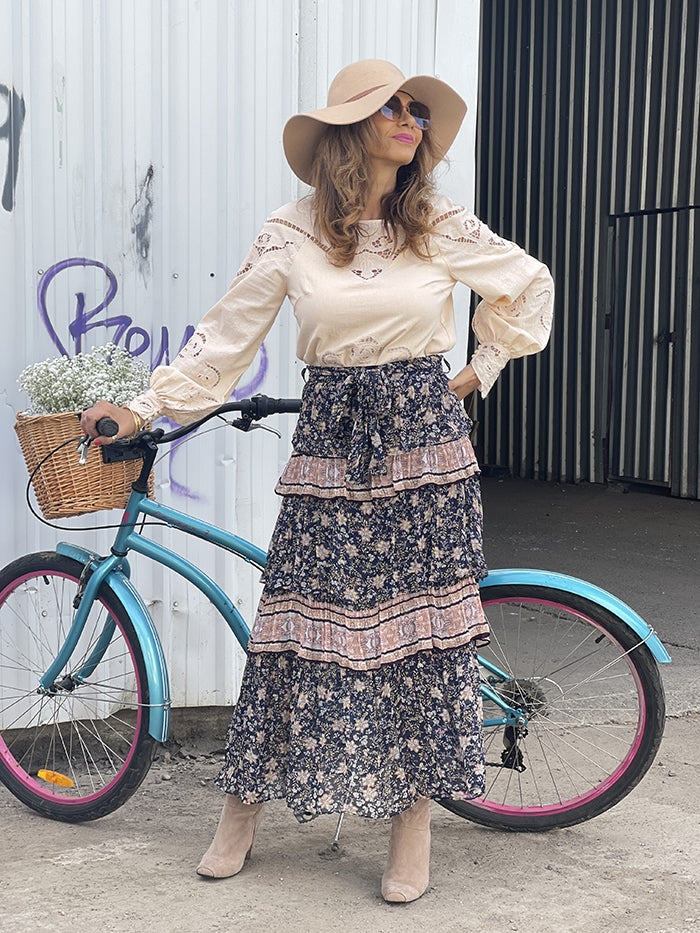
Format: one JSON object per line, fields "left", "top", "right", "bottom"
{"left": 691, "top": 4, "right": 700, "bottom": 202}
{"left": 622, "top": 1, "right": 638, "bottom": 214}
{"left": 639, "top": 1, "right": 654, "bottom": 212}
{"left": 666, "top": 213, "right": 678, "bottom": 487}
{"left": 576, "top": 0, "right": 592, "bottom": 482}
{"left": 591, "top": 1, "right": 609, "bottom": 484}
{"left": 680, "top": 209, "right": 699, "bottom": 499}
{"left": 656, "top": 0, "right": 672, "bottom": 208}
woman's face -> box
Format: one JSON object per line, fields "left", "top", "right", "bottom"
{"left": 366, "top": 91, "right": 424, "bottom": 171}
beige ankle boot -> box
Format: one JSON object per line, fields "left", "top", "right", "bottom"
{"left": 196, "top": 795, "right": 264, "bottom": 879}
{"left": 381, "top": 797, "right": 431, "bottom": 903}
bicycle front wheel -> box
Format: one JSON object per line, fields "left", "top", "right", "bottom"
{"left": 0, "top": 552, "right": 157, "bottom": 821}
{"left": 440, "top": 585, "right": 665, "bottom": 831}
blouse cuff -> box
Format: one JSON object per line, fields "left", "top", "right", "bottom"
{"left": 469, "top": 343, "right": 510, "bottom": 398}
{"left": 127, "top": 389, "right": 162, "bottom": 425}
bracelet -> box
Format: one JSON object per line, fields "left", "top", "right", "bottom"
{"left": 124, "top": 408, "right": 143, "bottom": 436}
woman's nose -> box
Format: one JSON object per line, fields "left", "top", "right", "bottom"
{"left": 398, "top": 105, "right": 417, "bottom": 127}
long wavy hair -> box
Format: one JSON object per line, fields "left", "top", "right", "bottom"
{"left": 308, "top": 118, "right": 440, "bottom": 267}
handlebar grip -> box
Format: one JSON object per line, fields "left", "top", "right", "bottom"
{"left": 96, "top": 416, "right": 120, "bottom": 437}
{"left": 248, "top": 395, "right": 301, "bottom": 417}
{"left": 273, "top": 397, "right": 302, "bottom": 414}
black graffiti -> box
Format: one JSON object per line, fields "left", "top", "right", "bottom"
{"left": 131, "top": 164, "right": 154, "bottom": 280}
{"left": 0, "top": 84, "right": 26, "bottom": 213}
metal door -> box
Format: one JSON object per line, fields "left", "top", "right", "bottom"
{"left": 608, "top": 208, "right": 700, "bottom": 497}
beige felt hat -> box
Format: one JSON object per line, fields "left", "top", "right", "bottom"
{"left": 283, "top": 59, "right": 467, "bottom": 184}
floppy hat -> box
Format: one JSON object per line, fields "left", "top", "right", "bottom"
{"left": 283, "top": 59, "right": 467, "bottom": 184}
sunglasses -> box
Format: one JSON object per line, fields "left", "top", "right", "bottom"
{"left": 378, "top": 95, "right": 431, "bottom": 130}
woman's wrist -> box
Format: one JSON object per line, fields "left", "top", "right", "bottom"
{"left": 447, "top": 364, "right": 481, "bottom": 400}
{"left": 123, "top": 407, "right": 143, "bottom": 436}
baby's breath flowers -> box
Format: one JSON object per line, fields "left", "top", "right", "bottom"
{"left": 18, "top": 344, "right": 151, "bottom": 415}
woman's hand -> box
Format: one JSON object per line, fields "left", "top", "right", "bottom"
{"left": 447, "top": 364, "right": 481, "bottom": 400}
{"left": 80, "top": 402, "right": 137, "bottom": 443}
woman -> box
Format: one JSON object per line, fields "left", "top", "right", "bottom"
{"left": 82, "top": 59, "right": 553, "bottom": 903}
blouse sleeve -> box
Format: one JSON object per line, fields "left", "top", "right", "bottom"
{"left": 128, "top": 215, "right": 302, "bottom": 425}
{"left": 432, "top": 202, "right": 554, "bottom": 397}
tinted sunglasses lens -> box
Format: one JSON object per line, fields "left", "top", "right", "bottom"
{"left": 408, "top": 102, "right": 431, "bottom": 129}
{"left": 379, "top": 96, "right": 431, "bottom": 129}
{"left": 380, "top": 96, "right": 403, "bottom": 120}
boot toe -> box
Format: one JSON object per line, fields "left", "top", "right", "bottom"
{"left": 196, "top": 853, "right": 247, "bottom": 879}
{"left": 381, "top": 882, "right": 424, "bottom": 903}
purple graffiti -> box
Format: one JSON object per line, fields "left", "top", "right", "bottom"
{"left": 37, "top": 258, "right": 195, "bottom": 365}
{"left": 36, "top": 256, "right": 270, "bottom": 498}
{"left": 0, "top": 84, "right": 25, "bottom": 213}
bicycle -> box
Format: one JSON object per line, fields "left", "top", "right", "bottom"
{"left": 0, "top": 395, "right": 671, "bottom": 832}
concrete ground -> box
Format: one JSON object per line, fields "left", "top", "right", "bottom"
{"left": 1, "top": 477, "right": 699, "bottom": 933}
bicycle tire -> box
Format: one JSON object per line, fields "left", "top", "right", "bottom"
{"left": 439, "top": 584, "right": 665, "bottom": 831}
{"left": 0, "top": 551, "right": 158, "bottom": 821}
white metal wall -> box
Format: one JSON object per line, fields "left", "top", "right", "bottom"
{"left": 0, "top": 0, "right": 480, "bottom": 707}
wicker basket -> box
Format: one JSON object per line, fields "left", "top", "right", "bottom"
{"left": 15, "top": 411, "right": 153, "bottom": 519}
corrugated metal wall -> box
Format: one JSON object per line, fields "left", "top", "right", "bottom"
{"left": 474, "top": 0, "right": 700, "bottom": 498}
{"left": 0, "top": 0, "right": 480, "bottom": 706}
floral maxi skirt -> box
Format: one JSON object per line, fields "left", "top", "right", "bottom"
{"left": 216, "top": 356, "right": 489, "bottom": 820}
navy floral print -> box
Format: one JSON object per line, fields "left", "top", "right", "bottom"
{"left": 216, "top": 646, "right": 485, "bottom": 820}
{"left": 216, "top": 356, "right": 488, "bottom": 818}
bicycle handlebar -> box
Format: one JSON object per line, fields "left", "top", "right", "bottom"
{"left": 93, "top": 398, "right": 303, "bottom": 442}
{"left": 94, "top": 394, "right": 301, "bottom": 489}
{"left": 159, "top": 394, "right": 302, "bottom": 443}
{"left": 98, "top": 393, "right": 302, "bottom": 448}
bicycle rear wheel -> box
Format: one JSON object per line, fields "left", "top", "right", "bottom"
{"left": 439, "top": 585, "right": 665, "bottom": 831}
{"left": 0, "top": 552, "right": 157, "bottom": 821}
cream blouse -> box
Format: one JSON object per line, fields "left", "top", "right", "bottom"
{"left": 129, "top": 195, "right": 554, "bottom": 425}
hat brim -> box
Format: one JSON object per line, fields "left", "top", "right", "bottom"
{"left": 283, "top": 74, "right": 467, "bottom": 185}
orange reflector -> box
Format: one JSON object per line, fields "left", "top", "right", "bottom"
{"left": 37, "top": 769, "right": 75, "bottom": 788}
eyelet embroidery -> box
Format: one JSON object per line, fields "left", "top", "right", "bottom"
{"left": 319, "top": 339, "right": 412, "bottom": 367}
{"left": 349, "top": 231, "right": 402, "bottom": 280}
{"left": 431, "top": 206, "right": 509, "bottom": 249}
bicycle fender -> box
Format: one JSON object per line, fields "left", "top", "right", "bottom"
{"left": 56, "top": 542, "right": 172, "bottom": 741}
{"left": 480, "top": 569, "right": 672, "bottom": 664}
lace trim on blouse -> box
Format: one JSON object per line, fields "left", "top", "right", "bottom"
{"left": 469, "top": 344, "right": 509, "bottom": 396}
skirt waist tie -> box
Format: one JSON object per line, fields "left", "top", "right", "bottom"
{"left": 346, "top": 367, "right": 391, "bottom": 485}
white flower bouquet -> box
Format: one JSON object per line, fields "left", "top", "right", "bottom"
{"left": 14, "top": 344, "right": 153, "bottom": 519}
{"left": 18, "top": 343, "right": 150, "bottom": 414}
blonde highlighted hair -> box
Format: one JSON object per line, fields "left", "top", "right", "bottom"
{"left": 309, "top": 119, "right": 440, "bottom": 266}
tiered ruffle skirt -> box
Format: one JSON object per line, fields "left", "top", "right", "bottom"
{"left": 216, "top": 356, "right": 488, "bottom": 819}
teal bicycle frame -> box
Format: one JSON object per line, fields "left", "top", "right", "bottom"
{"left": 45, "top": 484, "right": 671, "bottom": 748}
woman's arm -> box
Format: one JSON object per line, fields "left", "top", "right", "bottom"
{"left": 82, "top": 210, "right": 303, "bottom": 437}
{"left": 433, "top": 202, "right": 554, "bottom": 397}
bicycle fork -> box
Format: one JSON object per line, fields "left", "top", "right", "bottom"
{"left": 54, "top": 542, "right": 172, "bottom": 742}
{"left": 37, "top": 554, "right": 122, "bottom": 695}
